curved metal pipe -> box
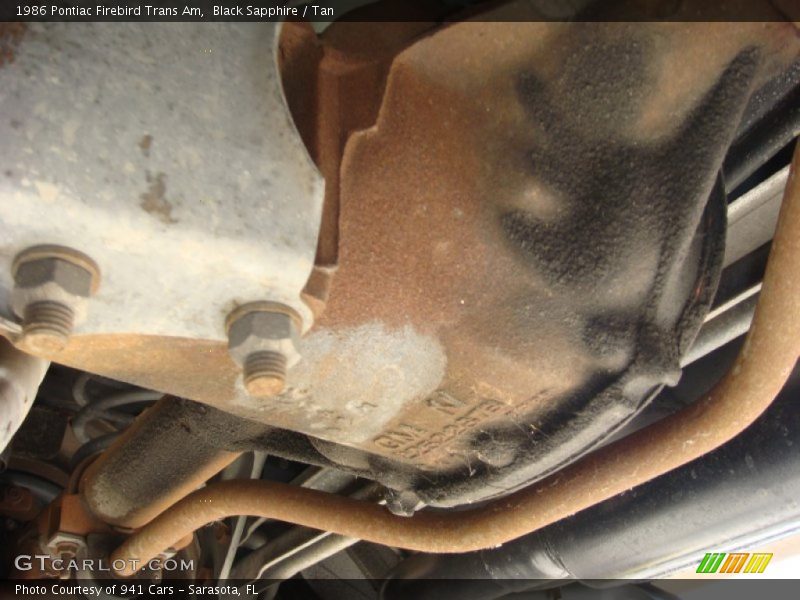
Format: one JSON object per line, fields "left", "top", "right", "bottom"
{"left": 379, "top": 368, "right": 800, "bottom": 599}
{"left": 111, "top": 144, "right": 800, "bottom": 578}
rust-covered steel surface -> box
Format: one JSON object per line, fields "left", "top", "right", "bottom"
{"left": 111, "top": 141, "right": 800, "bottom": 572}
{"left": 5, "top": 11, "right": 799, "bottom": 504}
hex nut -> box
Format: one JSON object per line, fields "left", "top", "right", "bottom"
{"left": 226, "top": 309, "right": 301, "bottom": 366}
{"left": 13, "top": 260, "right": 95, "bottom": 296}
{"left": 226, "top": 303, "right": 302, "bottom": 398}
{"left": 10, "top": 246, "right": 100, "bottom": 354}
{"left": 384, "top": 489, "right": 423, "bottom": 517}
{"left": 42, "top": 532, "right": 86, "bottom": 579}
{"left": 473, "top": 432, "right": 519, "bottom": 469}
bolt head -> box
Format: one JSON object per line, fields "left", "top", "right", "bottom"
{"left": 13, "top": 259, "right": 94, "bottom": 296}
{"left": 226, "top": 309, "right": 301, "bottom": 368}
{"left": 384, "top": 489, "right": 422, "bottom": 517}
{"left": 473, "top": 431, "right": 519, "bottom": 469}
{"left": 230, "top": 310, "right": 294, "bottom": 341}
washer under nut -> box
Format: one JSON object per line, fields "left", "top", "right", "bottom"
{"left": 226, "top": 302, "right": 302, "bottom": 398}
{"left": 10, "top": 245, "right": 101, "bottom": 355}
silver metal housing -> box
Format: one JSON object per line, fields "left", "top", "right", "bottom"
{"left": 0, "top": 23, "right": 324, "bottom": 340}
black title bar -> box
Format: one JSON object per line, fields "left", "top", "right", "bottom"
{"left": 0, "top": 0, "right": 797, "bottom": 22}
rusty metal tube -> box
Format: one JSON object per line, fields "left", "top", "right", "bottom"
{"left": 111, "top": 144, "right": 800, "bottom": 577}
{"left": 80, "top": 398, "right": 240, "bottom": 529}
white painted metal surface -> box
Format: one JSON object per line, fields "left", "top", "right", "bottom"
{"left": 0, "top": 23, "right": 324, "bottom": 339}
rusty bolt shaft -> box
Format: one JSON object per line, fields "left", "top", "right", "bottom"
{"left": 21, "top": 301, "right": 75, "bottom": 354}
{"left": 243, "top": 350, "right": 288, "bottom": 397}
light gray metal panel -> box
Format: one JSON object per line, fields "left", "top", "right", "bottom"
{"left": 0, "top": 337, "right": 49, "bottom": 453}
{"left": 724, "top": 166, "right": 788, "bottom": 267}
{"left": 0, "top": 23, "right": 323, "bottom": 339}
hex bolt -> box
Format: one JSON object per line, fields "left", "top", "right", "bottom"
{"left": 473, "top": 431, "right": 519, "bottom": 469}
{"left": 53, "top": 541, "right": 80, "bottom": 580}
{"left": 226, "top": 302, "right": 302, "bottom": 398}
{"left": 384, "top": 489, "right": 423, "bottom": 517}
{"left": 10, "top": 245, "right": 100, "bottom": 355}
{"left": 44, "top": 532, "right": 87, "bottom": 578}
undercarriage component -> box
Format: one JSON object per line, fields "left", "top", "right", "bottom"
{"left": 311, "top": 18, "right": 795, "bottom": 506}
{"left": 106, "top": 142, "right": 799, "bottom": 571}
{"left": 0, "top": 21, "right": 324, "bottom": 386}
{"left": 0, "top": 338, "right": 48, "bottom": 455}
{"left": 225, "top": 303, "right": 303, "bottom": 398}
{"left": 2, "top": 3, "right": 800, "bottom": 594}
{"left": 3, "top": 13, "right": 796, "bottom": 514}
{"left": 79, "top": 398, "right": 241, "bottom": 529}
{"left": 382, "top": 363, "right": 800, "bottom": 599}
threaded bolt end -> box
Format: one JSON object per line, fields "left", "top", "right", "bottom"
{"left": 243, "top": 351, "right": 288, "bottom": 397}
{"left": 21, "top": 301, "right": 74, "bottom": 354}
